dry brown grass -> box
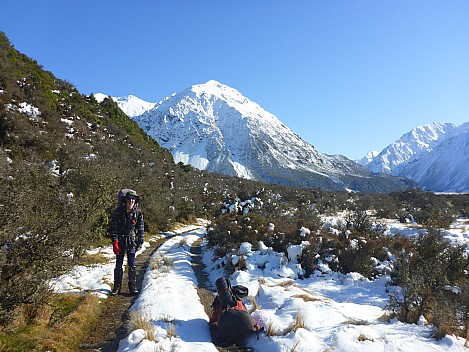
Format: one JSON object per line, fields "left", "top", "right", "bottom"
{"left": 178, "top": 237, "right": 188, "bottom": 248}
{"left": 291, "top": 293, "right": 322, "bottom": 302}
{"left": 288, "top": 339, "right": 301, "bottom": 352}
{"left": 0, "top": 294, "right": 104, "bottom": 352}
{"left": 128, "top": 310, "right": 157, "bottom": 342}
{"left": 377, "top": 312, "right": 394, "bottom": 323}
{"left": 151, "top": 253, "right": 174, "bottom": 272}
{"left": 266, "top": 320, "right": 279, "bottom": 337}
{"left": 238, "top": 255, "right": 247, "bottom": 270}
{"left": 13, "top": 294, "right": 104, "bottom": 352}
{"left": 160, "top": 314, "right": 173, "bottom": 323}
{"left": 166, "top": 321, "right": 176, "bottom": 339}
{"left": 288, "top": 309, "right": 306, "bottom": 332}
{"left": 248, "top": 295, "right": 261, "bottom": 312}
{"left": 275, "top": 280, "right": 294, "bottom": 288}
{"left": 79, "top": 251, "right": 111, "bottom": 266}
{"left": 343, "top": 319, "right": 370, "bottom": 326}
{"left": 358, "top": 333, "right": 373, "bottom": 342}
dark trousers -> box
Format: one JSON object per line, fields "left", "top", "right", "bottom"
{"left": 114, "top": 247, "right": 137, "bottom": 290}
{"left": 115, "top": 247, "right": 136, "bottom": 269}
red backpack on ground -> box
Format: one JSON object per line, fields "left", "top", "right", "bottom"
{"left": 209, "top": 278, "right": 259, "bottom": 346}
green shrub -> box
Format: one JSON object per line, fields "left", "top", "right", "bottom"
{"left": 389, "top": 230, "right": 468, "bottom": 338}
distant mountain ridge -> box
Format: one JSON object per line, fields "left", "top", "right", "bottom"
{"left": 113, "top": 80, "right": 416, "bottom": 193}
{"left": 94, "top": 93, "right": 156, "bottom": 117}
{"left": 358, "top": 122, "right": 469, "bottom": 192}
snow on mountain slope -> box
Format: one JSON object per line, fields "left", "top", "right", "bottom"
{"left": 399, "top": 131, "right": 469, "bottom": 192}
{"left": 356, "top": 151, "right": 379, "bottom": 166}
{"left": 132, "top": 80, "right": 415, "bottom": 192}
{"left": 360, "top": 122, "right": 469, "bottom": 192}
{"left": 362, "top": 123, "right": 458, "bottom": 174}
{"left": 94, "top": 93, "right": 156, "bottom": 117}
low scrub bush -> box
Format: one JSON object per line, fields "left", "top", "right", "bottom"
{"left": 388, "top": 230, "right": 468, "bottom": 339}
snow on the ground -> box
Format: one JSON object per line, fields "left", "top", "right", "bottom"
{"left": 322, "top": 212, "right": 469, "bottom": 251}
{"left": 49, "top": 223, "right": 204, "bottom": 298}
{"left": 383, "top": 217, "right": 469, "bottom": 250}
{"left": 203, "top": 246, "right": 465, "bottom": 352}
{"left": 121, "top": 226, "right": 217, "bottom": 352}
{"left": 51, "top": 219, "right": 468, "bottom": 351}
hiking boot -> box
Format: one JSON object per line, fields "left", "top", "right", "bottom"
{"left": 111, "top": 268, "right": 123, "bottom": 296}
{"left": 110, "top": 285, "right": 121, "bottom": 296}
{"left": 128, "top": 266, "right": 138, "bottom": 295}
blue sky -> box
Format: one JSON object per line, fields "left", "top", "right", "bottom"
{"left": 1, "top": 1, "right": 468, "bottom": 160}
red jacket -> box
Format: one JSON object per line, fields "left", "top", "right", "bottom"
{"left": 210, "top": 297, "right": 247, "bottom": 324}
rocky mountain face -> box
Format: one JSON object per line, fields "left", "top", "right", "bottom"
{"left": 127, "top": 80, "right": 416, "bottom": 193}
{"left": 358, "top": 122, "right": 469, "bottom": 192}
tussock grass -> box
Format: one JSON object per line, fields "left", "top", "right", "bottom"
{"left": 343, "top": 319, "right": 370, "bottom": 326}
{"left": 288, "top": 309, "right": 306, "bottom": 332}
{"left": 275, "top": 280, "right": 294, "bottom": 288}
{"left": 358, "top": 333, "right": 373, "bottom": 342}
{"left": 248, "top": 296, "right": 261, "bottom": 312}
{"left": 151, "top": 253, "right": 174, "bottom": 272}
{"left": 166, "top": 321, "right": 176, "bottom": 339}
{"left": 0, "top": 293, "right": 103, "bottom": 352}
{"left": 238, "top": 255, "right": 247, "bottom": 270}
{"left": 266, "top": 309, "right": 308, "bottom": 338}
{"left": 288, "top": 339, "right": 300, "bottom": 352}
{"left": 377, "top": 312, "right": 394, "bottom": 323}
{"left": 266, "top": 320, "right": 279, "bottom": 337}
{"left": 78, "top": 251, "right": 111, "bottom": 266}
{"left": 291, "top": 294, "right": 322, "bottom": 302}
{"left": 259, "top": 279, "right": 293, "bottom": 288}
{"left": 128, "top": 310, "right": 157, "bottom": 342}
{"left": 160, "top": 314, "right": 174, "bottom": 323}
{"left": 178, "top": 237, "right": 188, "bottom": 248}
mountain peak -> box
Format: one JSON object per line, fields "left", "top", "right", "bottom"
{"left": 93, "top": 93, "right": 156, "bottom": 117}
{"left": 131, "top": 82, "right": 415, "bottom": 192}
{"left": 188, "top": 80, "right": 248, "bottom": 106}
{"left": 360, "top": 121, "right": 469, "bottom": 191}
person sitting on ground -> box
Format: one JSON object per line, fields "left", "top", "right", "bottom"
{"left": 209, "top": 277, "right": 259, "bottom": 346}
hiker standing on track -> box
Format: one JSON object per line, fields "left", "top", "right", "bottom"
{"left": 110, "top": 189, "right": 144, "bottom": 296}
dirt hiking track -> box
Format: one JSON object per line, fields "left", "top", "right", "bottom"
{"left": 191, "top": 239, "right": 253, "bottom": 352}
{"left": 79, "top": 230, "right": 252, "bottom": 352}
{"left": 79, "top": 234, "right": 169, "bottom": 352}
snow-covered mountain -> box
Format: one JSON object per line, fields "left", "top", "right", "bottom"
{"left": 94, "top": 93, "right": 156, "bottom": 117}
{"left": 359, "top": 122, "right": 469, "bottom": 192}
{"left": 127, "top": 80, "right": 415, "bottom": 192}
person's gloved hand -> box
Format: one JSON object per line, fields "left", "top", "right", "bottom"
{"left": 112, "top": 240, "right": 120, "bottom": 256}
{"left": 136, "top": 243, "right": 142, "bottom": 252}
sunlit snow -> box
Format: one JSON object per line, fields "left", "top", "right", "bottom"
{"left": 50, "top": 216, "right": 468, "bottom": 351}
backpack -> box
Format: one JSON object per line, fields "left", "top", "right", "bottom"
{"left": 210, "top": 278, "right": 259, "bottom": 346}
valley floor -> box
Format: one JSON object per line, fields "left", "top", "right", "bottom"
{"left": 50, "top": 220, "right": 468, "bottom": 352}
